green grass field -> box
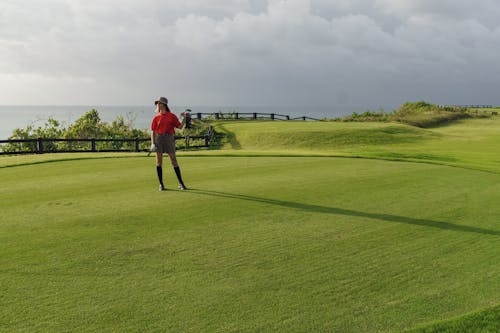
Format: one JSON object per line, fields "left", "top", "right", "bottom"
{"left": 1, "top": 117, "right": 499, "bottom": 332}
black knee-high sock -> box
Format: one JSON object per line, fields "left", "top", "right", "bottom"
{"left": 174, "top": 166, "right": 185, "bottom": 186}
{"left": 156, "top": 166, "right": 164, "bottom": 186}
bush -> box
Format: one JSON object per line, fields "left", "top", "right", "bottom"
{"left": 1, "top": 109, "right": 215, "bottom": 153}
{"left": 334, "top": 108, "right": 390, "bottom": 123}
{"left": 2, "top": 118, "right": 66, "bottom": 153}
{"left": 2, "top": 109, "right": 150, "bottom": 153}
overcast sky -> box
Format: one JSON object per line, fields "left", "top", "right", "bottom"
{"left": 1, "top": 0, "right": 500, "bottom": 109}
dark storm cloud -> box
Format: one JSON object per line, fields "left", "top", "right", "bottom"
{"left": 1, "top": 0, "right": 500, "bottom": 108}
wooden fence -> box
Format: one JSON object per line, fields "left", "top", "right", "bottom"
{"left": 0, "top": 127, "right": 215, "bottom": 155}
{"left": 1, "top": 112, "right": 323, "bottom": 155}
{"left": 439, "top": 105, "right": 494, "bottom": 108}
{"left": 191, "top": 112, "right": 320, "bottom": 121}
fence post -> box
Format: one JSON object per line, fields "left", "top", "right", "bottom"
{"left": 135, "top": 138, "right": 139, "bottom": 152}
{"left": 204, "top": 126, "right": 212, "bottom": 147}
{"left": 91, "top": 138, "right": 96, "bottom": 152}
{"left": 37, "top": 138, "right": 44, "bottom": 154}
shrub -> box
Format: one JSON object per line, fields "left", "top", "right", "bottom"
{"left": 2, "top": 109, "right": 150, "bottom": 153}
{"left": 335, "top": 108, "right": 389, "bottom": 123}
{"left": 3, "top": 118, "right": 66, "bottom": 153}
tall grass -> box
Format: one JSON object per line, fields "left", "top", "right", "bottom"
{"left": 335, "top": 101, "right": 489, "bottom": 128}
{"left": 392, "top": 101, "right": 473, "bottom": 127}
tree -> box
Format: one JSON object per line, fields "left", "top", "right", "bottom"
{"left": 66, "top": 109, "right": 102, "bottom": 139}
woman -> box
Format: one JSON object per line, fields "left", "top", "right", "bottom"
{"left": 150, "top": 96, "right": 187, "bottom": 191}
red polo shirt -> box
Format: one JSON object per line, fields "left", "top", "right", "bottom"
{"left": 151, "top": 112, "right": 181, "bottom": 135}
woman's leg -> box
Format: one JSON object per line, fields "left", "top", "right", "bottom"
{"left": 168, "top": 152, "right": 187, "bottom": 189}
{"left": 156, "top": 152, "right": 165, "bottom": 190}
{"left": 167, "top": 152, "right": 178, "bottom": 167}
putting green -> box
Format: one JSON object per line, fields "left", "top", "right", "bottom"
{"left": 1, "top": 154, "right": 499, "bottom": 332}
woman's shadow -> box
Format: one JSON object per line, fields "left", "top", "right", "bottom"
{"left": 188, "top": 189, "right": 500, "bottom": 237}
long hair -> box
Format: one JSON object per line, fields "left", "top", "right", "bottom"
{"left": 158, "top": 103, "right": 171, "bottom": 113}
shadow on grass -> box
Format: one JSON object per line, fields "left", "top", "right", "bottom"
{"left": 190, "top": 189, "right": 500, "bottom": 237}
{"left": 215, "top": 125, "right": 241, "bottom": 149}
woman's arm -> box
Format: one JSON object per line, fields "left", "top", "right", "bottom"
{"left": 176, "top": 113, "right": 186, "bottom": 129}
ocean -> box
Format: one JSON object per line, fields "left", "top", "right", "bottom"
{"left": 0, "top": 105, "right": 362, "bottom": 139}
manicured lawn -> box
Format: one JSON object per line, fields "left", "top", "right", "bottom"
{"left": 1, "top": 151, "right": 499, "bottom": 331}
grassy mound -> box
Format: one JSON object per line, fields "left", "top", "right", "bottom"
{"left": 214, "top": 121, "right": 439, "bottom": 151}
{"left": 212, "top": 116, "right": 500, "bottom": 174}
{"left": 392, "top": 101, "right": 473, "bottom": 128}
{"left": 335, "top": 101, "right": 490, "bottom": 128}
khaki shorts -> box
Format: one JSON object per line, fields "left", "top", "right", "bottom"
{"left": 154, "top": 133, "right": 176, "bottom": 154}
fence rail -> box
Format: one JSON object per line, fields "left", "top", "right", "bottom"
{"left": 0, "top": 130, "right": 214, "bottom": 155}
{"left": 191, "top": 112, "right": 320, "bottom": 121}
{"left": 439, "top": 105, "right": 494, "bottom": 108}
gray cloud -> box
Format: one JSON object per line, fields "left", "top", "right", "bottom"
{"left": 1, "top": 0, "right": 500, "bottom": 109}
